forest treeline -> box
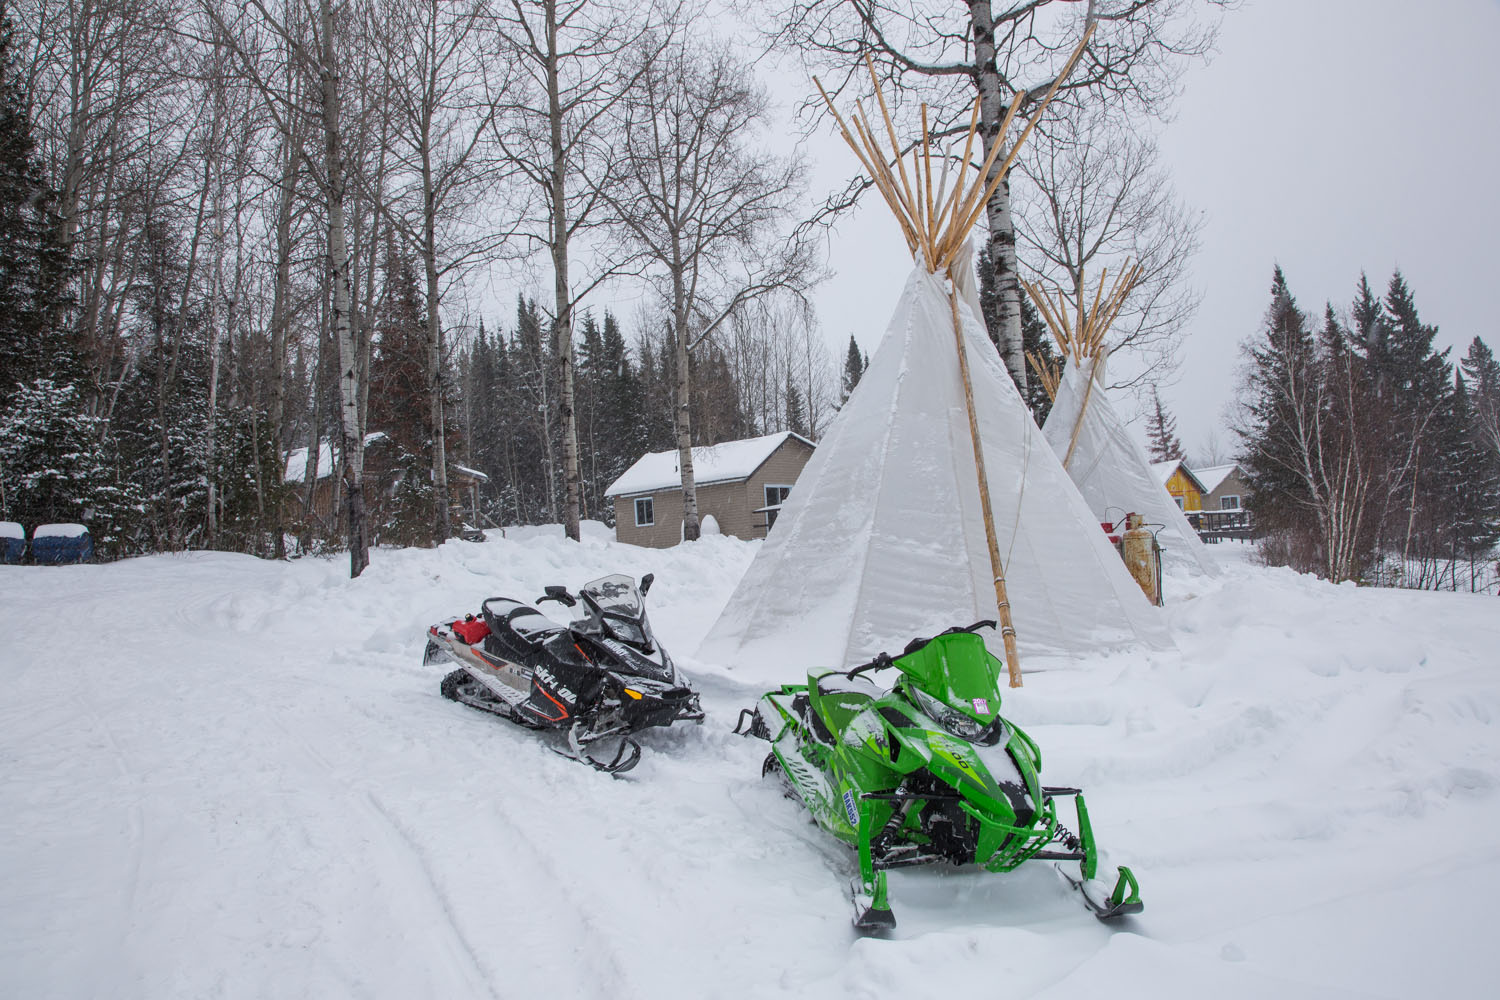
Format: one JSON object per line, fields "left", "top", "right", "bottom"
{"left": 1236, "top": 267, "right": 1500, "bottom": 591}
{"left": 0, "top": 1, "right": 1239, "bottom": 577}
{"left": 0, "top": 0, "right": 849, "bottom": 564}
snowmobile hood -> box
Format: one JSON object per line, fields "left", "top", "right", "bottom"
{"left": 881, "top": 700, "right": 1039, "bottom": 826}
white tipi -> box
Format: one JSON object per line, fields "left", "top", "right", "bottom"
{"left": 699, "top": 45, "right": 1169, "bottom": 683}
{"left": 1027, "top": 275, "right": 1218, "bottom": 579}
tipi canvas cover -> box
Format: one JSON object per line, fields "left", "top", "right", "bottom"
{"left": 1043, "top": 359, "right": 1218, "bottom": 577}
{"left": 699, "top": 261, "right": 1169, "bottom": 680}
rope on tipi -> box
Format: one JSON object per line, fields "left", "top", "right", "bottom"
{"left": 1023, "top": 263, "right": 1141, "bottom": 470}
{"left": 815, "top": 26, "right": 1094, "bottom": 688}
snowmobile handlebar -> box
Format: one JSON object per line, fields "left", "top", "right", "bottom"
{"left": 845, "top": 652, "right": 895, "bottom": 679}
{"left": 538, "top": 585, "right": 577, "bottom": 607}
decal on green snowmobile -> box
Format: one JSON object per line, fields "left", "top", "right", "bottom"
{"left": 737, "top": 621, "right": 1144, "bottom": 932}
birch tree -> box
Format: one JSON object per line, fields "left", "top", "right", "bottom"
{"left": 491, "top": 0, "right": 669, "bottom": 541}
{"left": 610, "top": 35, "right": 815, "bottom": 541}
{"left": 763, "top": 0, "right": 1228, "bottom": 391}
{"left": 1014, "top": 101, "right": 1202, "bottom": 390}
{"left": 367, "top": 0, "right": 514, "bottom": 543}
{"left": 205, "top": 0, "right": 372, "bottom": 576}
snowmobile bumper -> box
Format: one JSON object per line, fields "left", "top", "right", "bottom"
{"left": 618, "top": 685, "right": 703, "bottom": 730}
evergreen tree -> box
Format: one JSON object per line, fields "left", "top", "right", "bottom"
{"left": 1380, "top": 271, "right": 1455, "bottom": 566}
{"left": 368, "top": 241, "right": 431, "bottom": 457}
{"left": 0, "top": 380, "right": 130, "bottom": 550}
{"left": 785, "top": 372, "right": 808, "bottom": 437}
{"left": 592, "top": 312, "right": 646, "bottom": 525}
{"left": 510, "top": 294, "right": 559, "bottom": 523}
{"left": 0, "top": 12, "right": 77, "bottom": 407}
{"left": 690, "top": 343, "right": 753, "bottom": 445}
{"left": 1441, "top": 370, "right": 1500, "bottom": 566}
{"left": 1018, "top": 292, "right": 1057, "bottom": 423}
{"left": 978, "top": 245, "right": 1057, "bottom": 420}
{"left": 1236, "top": 267, "right": 1322, "bottom": 571}
{"left": 1348, "top": 272, "right": 1387, "bottom": 393}
{"left": 1460, "top": 336, "right": 1500, "bottom": 462}
{"left": 1146, "top": 386, "right": 1185, "bottom": 462}
{"left": 211, "top": 406, "right": 288, "bottom": 556}
{"left": 840, "top": 334, "right": 866, "bottom": 404}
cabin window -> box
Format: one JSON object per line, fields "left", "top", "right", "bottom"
{"left": 1220, "top": 494, "right": 1241, "bottom": 511}
{"left": 764, "top": 485, "right": 793, "bottom": 529}
{"left": 1173, "top": 496, "right": 1184, "bottom": 510}
{"left": 634, "top": 497, "right": 654, "bottom": 527}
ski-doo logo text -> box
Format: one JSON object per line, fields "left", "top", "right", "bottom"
{"left": 534, "top": 666, "right": 577, "bottom": 704}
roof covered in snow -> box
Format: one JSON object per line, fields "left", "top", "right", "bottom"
{"left": 451, "top": 463, "right": 490, "bottom": 483}
{"left": 285, "top": 442, "right": 335, "bottom": 484}
{"left": 1192, "top": 463, "right": 1241, "bottom": 495}
{"left": 284, "top": 432, "right": 390, "bottom": 484}
{"left": 1151, "top": 459, "right": 1206, "bottom": 493}
{"left": 604, "top": 432, "right": 815, "bottom": 497}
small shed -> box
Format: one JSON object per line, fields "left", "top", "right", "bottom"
{"left": 606, "top": 432, "right": 816, "bottom": 548}
{"left": 284, "top": 433, "right": 490, "bottom": 538}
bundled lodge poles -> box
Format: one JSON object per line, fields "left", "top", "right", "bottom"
{"left": 1024, "top": 264, "right": 1142, "bottom": 469}
{"left": 815, "top": 24, "right": 1095, "bottom": 688}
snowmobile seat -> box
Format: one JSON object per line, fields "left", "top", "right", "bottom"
{"left": 809, "top": 672, "right": 882, "bottom": 743}
{"left": 482, "top": 598, "right": 567, "bottom": 661}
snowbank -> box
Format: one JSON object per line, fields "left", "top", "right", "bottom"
{"left": 2, "top": 532, "right": 1497, "bottom": 998}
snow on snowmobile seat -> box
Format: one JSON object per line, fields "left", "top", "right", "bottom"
{"left": 481, "top": 598, "right": 567, "bottom": 662}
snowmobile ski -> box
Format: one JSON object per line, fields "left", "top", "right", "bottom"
{"left": 1057, "top": 863, "right": 1143, "bottom": 921}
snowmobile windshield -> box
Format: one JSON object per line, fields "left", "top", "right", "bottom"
{"left": 580, "top": 575, "right": 643, "bottom": 618}
{"left": 893, "top": 632, "right": 1004, "bottom": 724}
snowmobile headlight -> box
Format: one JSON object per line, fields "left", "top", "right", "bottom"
{"left": 912, "top": 687, "right": 995, "bottom": 742}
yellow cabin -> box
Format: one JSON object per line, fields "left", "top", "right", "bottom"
{"left": 1151, "top": 459, "right": 1206, "bottom": 514}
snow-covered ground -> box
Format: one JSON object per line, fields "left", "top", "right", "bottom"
{"left": 2, "top": 528, "right": 1497, "bottom": 998}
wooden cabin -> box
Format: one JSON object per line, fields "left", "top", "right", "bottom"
{"left": 1192, "top": 462, "right": 1253, "bottom": 539}
{"left": 1151, "top": 459, "right": 1207, "bottom": 517}
{"left": 283, "top": 432, "right": 488, "bottom": 541}
{"left": 606, "top": 432, "right": 816, "bottom": 548}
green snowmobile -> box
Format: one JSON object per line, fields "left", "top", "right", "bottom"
{"left": 735, "top": 621, "right": 1142, "bottom": 931}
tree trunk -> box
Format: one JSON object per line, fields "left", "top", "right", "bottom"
{"left": 970, "top": 1, "right": 1027, "bottom": 391}
{"left": 268, "top": 119, "right": 301, "bottom": 558}
{"left": 673, "top": 266, "right": 699, "bottom": 541}
{"left": 544, "top": 1, "right": 582, "bottom": 542}
{"left": 422, "top": 165, "right": 450, "bottom": 544}
{"left": 321, "top": 0, "right": 368, "bottom": 578}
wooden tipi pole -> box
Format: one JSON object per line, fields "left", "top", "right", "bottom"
{"left": 946, "top": 283, "right": 1023, "bottom": 687}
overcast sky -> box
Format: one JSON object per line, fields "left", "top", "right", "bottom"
{"left": 811, "top": 0, "right": 1500, "bottom": 460}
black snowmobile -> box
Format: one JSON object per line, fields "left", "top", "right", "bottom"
{"left": 423, "top": 573, "right": 703, "bottom": 773}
